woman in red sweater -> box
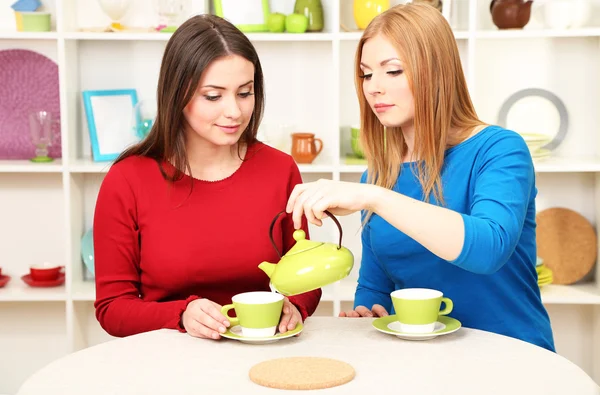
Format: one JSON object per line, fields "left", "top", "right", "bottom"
{"left": 93, "top": 15, "right": 322, "bottom": 340}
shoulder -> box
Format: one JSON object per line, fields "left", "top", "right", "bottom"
{"left": 102, "top": 155, "right": 160, "bottom": 190}
{"left": 468, "top": 125, "right": 533, "bottom": 170}
{"left": 469, "top": 125, "right": 530, "bottom": 156}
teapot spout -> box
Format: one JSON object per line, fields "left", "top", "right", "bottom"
{"left": 258, "top": 261, "right": 276, "bottom": 278}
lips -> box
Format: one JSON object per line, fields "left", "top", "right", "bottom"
{"left": 374, "top": 103, "right": 394, "bottom": 113}
{"left": 216, "top": 124, "right": 241, "bottom": 134}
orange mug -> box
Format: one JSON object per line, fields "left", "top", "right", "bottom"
{"left": 291, "top": 133, "right": 323, "bottom": 164}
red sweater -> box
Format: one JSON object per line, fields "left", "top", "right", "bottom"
{"left": 93, "top": 143, "right": 322, "bottom": 337}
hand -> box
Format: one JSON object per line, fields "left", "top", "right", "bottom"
{"left": 181, "top": 298, "right": 230, "bottom": 340}
{"left": 278, "top": 297, "right": 302, "bottom": 335}
{"left": 285, "top": 179, "right": 376, "bottom": 229}
{"left": 339, "top": 304, "right": 389, "bottom": 318}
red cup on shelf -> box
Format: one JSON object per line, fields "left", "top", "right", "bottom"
{"left": 0, "top": 267, "right": 2, "bottom": 277}
{"left": 30, "top": 263, "right": 64, "bottom": 282}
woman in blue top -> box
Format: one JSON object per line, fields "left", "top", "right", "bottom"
{"left": 286, "top": 3, "right": 555, "bottom": 351}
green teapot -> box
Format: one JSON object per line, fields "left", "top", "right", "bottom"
{"left": 258, "top": 210, "right": 354, "bottom": 296}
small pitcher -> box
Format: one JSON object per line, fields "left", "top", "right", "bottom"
{"left": 291, "top": 133, "right": 323, "bottom": 164}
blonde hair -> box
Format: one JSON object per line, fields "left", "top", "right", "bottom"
{"left": 355, "top": 3, "right": 484, "bottom": 221}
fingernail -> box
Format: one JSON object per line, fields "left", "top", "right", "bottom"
{"left": 219, "top": 326, "right": 226, "bottom": 333}
{"left": 212, "top": 332, "right": 219, "bottom": 339}
{"left": 224, "top": 320, "right": 230, "bottom": 327}
{"left": 284, "top": 308, "right": 289, "bottom": 314}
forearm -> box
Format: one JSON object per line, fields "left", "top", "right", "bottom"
{"left": 95, "top": 293, "right": 199, "bottom": 337}
{"left": 288, "top": 287, "right": 322, "bottom": 321}
{"left": 367, "top": 186, "right": 465, "bottom": 261}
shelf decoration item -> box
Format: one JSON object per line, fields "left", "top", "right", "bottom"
{"left": 213, "top": 0, "right": 270, "bottom": 32}
{"left": 291, "top": 132, "right": 323, "bottom": 164}
{"left": 10, "top": 0, "right": 41, "bottom": 11}
{"left": 96, "top": 0, "right": 133, "bottom": 32}
{"left": 294, "top": 0, "right": 324, "bottom": 32}
{"left": 490, "top": 0, "right": 533, "bottom": 29}
{"left": 81, "top": 229, "right": 95, "bottom": 277}
{"left": 411, "top": 0, "right": 443, "bottom": 13}
{"left": 156, "top": 0, "right": 184, "bottom": 32}
{"left": 29, "top": 110, "right": 60, "bottom": 162}
{"left": 536, "top": 257, "right": 553, "bottom": 288}
{"left": 353, "top": 0, "right": 390, "bottom": 30}
{"left": 0, "top": 49, "right": 61, "bottom": 160}
{"left": 82, "top": 89, "right": 140, "bottom": 162}
{"left": 536, "top": 207, "right": 597, "bottom": 285}
{"left": 497, "top": 87, "right": 569, "bottom": 156}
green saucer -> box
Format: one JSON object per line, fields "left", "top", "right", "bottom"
{"left": 30, "top": 156, "right": 54, "bottom": 163}
{"left": 221, "top": 322, "right": 303, "bottom": 344}
{"left": 372, "top": 315, "right": 461, "bottom": 340}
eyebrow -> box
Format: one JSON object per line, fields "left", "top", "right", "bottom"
{"left": 360, "top": 58, "right": 402, "bottom": 69}
{"left": 202, "top": 80, "right": 254, "bottom": 90}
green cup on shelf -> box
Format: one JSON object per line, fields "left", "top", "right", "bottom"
{"left": 350, "top": 125, "right": 364, "bottom": 158}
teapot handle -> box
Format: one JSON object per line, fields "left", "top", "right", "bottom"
{"left": 269, "top": 210, "right": 343, "bottom": 258}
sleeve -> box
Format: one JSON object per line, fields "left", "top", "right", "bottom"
{"left": 353, "top": 171, "right": 395, "bottom": 311}
{"left": 283, "top": 159, "right": 322, "bottom": 320}
{"left": 353, "top": 225, "right": 395, "bottom": 312}
{"left": 93, "top": 165, "right": 199, "bottom": 337}
{"left": 449, "top": 132, "right": 535, "bottom": 275}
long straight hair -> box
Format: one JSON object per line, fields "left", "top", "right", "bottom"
{"left": 114, "top": 14, "right": 265, "bottom": 182}
{"left": 355, "top": 4, "right": 484, "bottom": 220}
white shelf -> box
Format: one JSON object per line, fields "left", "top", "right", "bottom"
{"left": 476, "top": 28, "right": 600, "bottom": 39}
{"left": 338, "top": 31, "right": 470, "bottom": 40}
{"left": 0, "top": 277, "right": 66, "bottom": 302}
{"left": 540, "top": 284, "right": 600, "bottom": 305}
{"left": 62, "top": 31, "right": 336, "bottom": 42}
{"left": 534, "top": 156, "right": 600, "bottom": 172}
{"left": 72, "top": 280, "right": 95, "bottom": 301}
{"left": 68, "top": 159, "right": 112, "bottom": 173}
{"left": 0, "top": 31, "right": 58, "bottom": 40}
{"left": 0, "top": 159, "right": 63, "bottom": 173}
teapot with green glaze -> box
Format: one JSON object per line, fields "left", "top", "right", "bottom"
{"left": 258, "top": 210, "right": 354, "bottom": 296}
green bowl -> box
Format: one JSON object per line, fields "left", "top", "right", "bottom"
{"left": 351, "top": 125, "right": 360, "bottom": 139}
{"left": 351, "top": 136, "right": 364, "bottom": 158}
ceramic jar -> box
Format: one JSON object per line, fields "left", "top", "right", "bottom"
{"left": 294, "top": 0, "right": 324, "bottom": 32}
{"left": 291, "top": 133, "right": 323, "bottom": 164}
{"left": 353, "top": 0, "right": 390, "bottom": 30}
{"left": 490, "top": 0, "right": 534, "bottom": 29}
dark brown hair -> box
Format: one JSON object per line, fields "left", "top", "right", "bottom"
{"left": 115, "top": 14, "right": 265, "bottom": 181}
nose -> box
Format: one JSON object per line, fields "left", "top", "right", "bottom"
{"left": 223, "top": 95, "right": 242, "bottom": 120}
{"left": 366, "top": 74, "right": 384, "bottom": 97}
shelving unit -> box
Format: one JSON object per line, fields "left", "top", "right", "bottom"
{"left": 1, "top": 0, "right": 600, "bottom": 392}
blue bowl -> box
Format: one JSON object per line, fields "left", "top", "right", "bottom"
{"left": 81, "top": 229, "right": 94, "bottom": 275}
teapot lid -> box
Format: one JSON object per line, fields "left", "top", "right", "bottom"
{"left": 283, "top": 230, "right": 323, "bottom": 256}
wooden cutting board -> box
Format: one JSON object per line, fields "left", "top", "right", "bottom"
{"left": 536, "top": 207, "right": 597, "bottom": 285}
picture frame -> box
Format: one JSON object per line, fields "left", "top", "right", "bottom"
{"left": 82, "top": 89, "right": 140, "bottom": 162}
{"left": 213, "top": 0, "right": 270, "bottom": 32}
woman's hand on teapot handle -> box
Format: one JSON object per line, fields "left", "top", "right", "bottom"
{"left": 286, "top": 179, "right": 378, "bottom": 229}
{"left": 339, "top": 304, "right": 389, "bottom": 318}
{"left": 278, "top": 297, "right": 302, "bottom": 336}
{"left": 181, "top": 298, "right": 230, "bottom": 340}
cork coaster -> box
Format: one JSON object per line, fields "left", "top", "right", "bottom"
{"left": 536, "top": 207, "right": 597, "bottom": 285}
{"left": 249, "top": 357, "right": 355, "bottom": 390}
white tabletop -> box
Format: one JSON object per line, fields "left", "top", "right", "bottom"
{"left": 18, "top": 317, "right": 600, "bottom": 395}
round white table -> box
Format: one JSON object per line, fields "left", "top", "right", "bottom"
{"left": 17, "top": 317, "right": 600, "bottom": 394}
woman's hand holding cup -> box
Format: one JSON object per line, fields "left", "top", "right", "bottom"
{"left": 182, "top": 298, "right": 230, "bottom": 340}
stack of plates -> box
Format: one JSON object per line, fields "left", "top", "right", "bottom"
{"left": 536, "top": 257, "right": 553, "bottom": 287}
{"left": 520, "top": 133, "right": 552, "bottom": 160}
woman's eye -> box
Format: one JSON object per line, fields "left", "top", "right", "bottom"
{"left": 204, "top": 95, "right": 220, "bottom": 101}
{"left": 359, "top": 73, "right": 372, "bottom": 80}
{"left": 239, "top": 92, "right": 254, "bottom": 98}
{"left": 387, "top": 70, "right": 403, "bottom": 76}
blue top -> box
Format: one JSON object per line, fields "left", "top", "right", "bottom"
{"left": 355, "top": 125, "right": 555, "bottom": 352}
